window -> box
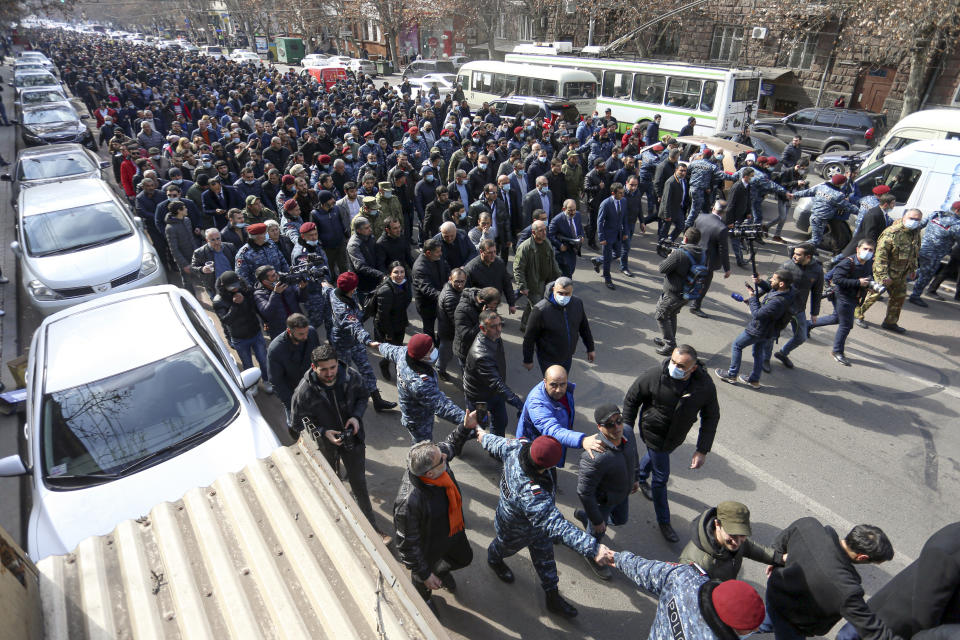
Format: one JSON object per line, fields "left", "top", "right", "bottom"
{"left": 564, "top": 81, "right": 595, "bottom": 99}
{"left": 518, "top": 76, "right": 532, "bottom": 94}
{"left": 601, "top": 70, "right": 633, "bottom": 99}
{"left": 700, "top": 80, "right": 719, "bottom": 112}
{"left": 665, "top": 77, "right": 701, "bottom": 109}
{"left": 473, "top": 71, "right": 493, "bottom": 93}
{"left": 531, "top": 78, "right": 558, "bottom": 96}
{"left": 492, "top": 73, "right": 506, "bottom": 95}
{"left": 518, "top": 16, "right": 533, "bottom": 41}
{"left": 709, "top": 26, "right": 742, "bottom": 62}
{"left": 789, "top": 109, "right": 817, "bottom": 125}
{"left": 651, "top": 30, "right": 679, "bottom": 57}
{"left": 779, "top": 33, "right": 817, "bottom": 70}
{"left": 859, "top": 164, "right": 921, "bottom": 204}
{"left": 497, "top": 15, "right": 507, "bottom": 40}
{"left": 835, "top": 112, "right": 869, "bottom": 129}
{"left": 814, "top": 111, "right": 836, "bottom": 126}
{"left": 632, "top": 73, "right": 665, "bottom": 104}
{"left": 458, "top": 73, "right": 470, "bottom": 91}
{"left": 731, "top": 78, "right": 759, "bottom": 102}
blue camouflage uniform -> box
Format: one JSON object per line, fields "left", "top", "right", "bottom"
{"left": 636, "top": 149, "right": 661, "bottom": 217}
{"left": 290, "top": 243, "right": 331, "bottom": 334}
{"left": 911, "top": 210, "right": 960, "bottom": 298}
{"left": 731, "top": 166, "right": 787, "bottom": 224}
{"left": 483, "top": 434, "right": 598, "bottom": 592}
{"left": 379, "top": 343, "right": 465, "bottom": 442}
{"left": 402, "top": 134, "right": 430, "bottom": 161}
{"left": 435, "top": 137, "right": 456, "bottom": 164}
{"left": 234, "top": 239, "right": 291, "bottom": 287}
{"left": 791, "top": 183, "right": 859, "bottom": 248}
{"left": 615, "top": 552, "right": 734, "bottom": 640}
{"left": 358, "top": 141, "right": 382, "bottom": 164}
{"left": 685, "top": 158, "right": 728, "bottom": 227}
{"left": 586, "top": 139, "right": 613, "bottom": 170}
{"left": 325, "top": 287, "right": 378, "bottom": 392}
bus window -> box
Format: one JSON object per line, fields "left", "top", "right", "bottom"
{"left": 665, "top": 77, "right": 702, "bottom": 109}
{"left": 492, "top": 73, "right": 506, "bottom": 95}
{"left": 700, "top": 81, "right": 718, "bottom": 112}
{"left": 518, "top": 76, "right": 532, "bottom": 95}
{"left": 732, "top": 78, "right": 760, "bottom": 102}
{"left": 458, "top": 74, "right": 470, "bottom": 91}
{"left": 602, "top": 71, "right": 633, "bottom": 99}
{"left": 532, "top": 78, "right": 558, "bottom": 96}
{"left": 474, "top": 72, "right": 493, "bottom": 93}
{"left": 503, "top": 75, "right": 518, "bottom": 95}
{"left": 632, "top": 74, "right": 665, "bottom": 104}
{"left": 564, "top": 81, "right": 595, "bottom": 99}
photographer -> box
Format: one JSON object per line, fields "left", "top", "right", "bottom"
{"left": 290, "top": 221, "right": 333, "bottom": 336}
{"left": 291, "top": 344, "right": 392, "bottom": 546}
{"left": 653, "top": 227, "right": 704, "bottom": 356}
{"left": 810, "top": 240, "right": 875, "bottom": 366}
{"left": 253, "top": 265, "right": 306, "bottom": 340}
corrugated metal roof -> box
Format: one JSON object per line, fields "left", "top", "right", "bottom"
{"left": 37, "top": 440, "right": 450, "bottom": 640}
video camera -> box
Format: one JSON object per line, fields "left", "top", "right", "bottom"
{"left": 656, "top": 237, "right": 682, "bottom": 258}
{"left": 278, "top": 254, "right": 331, "bottom": 286}
{"left": 730, "top": 222, "right": 766, "bottom": 242}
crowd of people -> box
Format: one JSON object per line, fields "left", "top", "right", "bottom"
{"left": 23, "top": 27, "right": 960, "bottom": 639}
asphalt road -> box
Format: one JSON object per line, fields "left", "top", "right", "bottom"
{"left": 2, "top": 59, "right": 959, "bottom": 637}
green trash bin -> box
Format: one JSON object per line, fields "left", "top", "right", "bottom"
{"left": 376, "top": 59, "right": 393, "bottom": 75}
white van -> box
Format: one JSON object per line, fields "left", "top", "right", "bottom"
{"left": 861, "top": 108, "right": 960, "bottom": 169}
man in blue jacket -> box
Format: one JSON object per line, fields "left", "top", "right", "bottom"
{"left": 480, "top": 431, "right": 614, "bottom": 619}
{"left": 614, "top": 551, "right": 766, "bottom": 639}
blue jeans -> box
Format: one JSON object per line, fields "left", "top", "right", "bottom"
{"left": 811, "top": 294, "right": 856, "bottom": 354}
{"left": 638, "top": 447, "right": 671, "bottom": 523}
{"left": 726, "top": 330, "right": 765, "bottom": 382}
{"left": 757, "top": 593, "right": 807, "bottom": 639}
{"left": 467, "top": 395, "right": 508, "bottom": 437}
{"left": 774, "top": 199, "right": 791, "bottom": 236}
{"left": 231, "top": 333, "right": 269, "bottom": 382}
{"left": 778, "top": 311, "right": 808, "bottom": 356}
{"left": 638, "top": 181, "right": 657, "bottom": 215}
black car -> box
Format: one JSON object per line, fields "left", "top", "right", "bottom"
{"left": 490, "top": 96, "right": 581, "bottom": 127}
{"left": 812, "top": 148, "right": 870, "bottom": 180}
{"left": 19, "top": 103, "right": 97, "bottom": 151}
{"left": 752, "top": 107, "right": 886, "bottom": 156}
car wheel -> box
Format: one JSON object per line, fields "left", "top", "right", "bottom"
{"left": 822, "top": 143, "right": 848, "bottom": 155}
{"left": 821, "top": 161, "right": 846, "bottom": 180}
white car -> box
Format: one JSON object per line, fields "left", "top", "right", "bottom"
{"left": 154, "top": 40, "right": 178, "bottom": 50}
{"left": 349, "top": 58, "right": 377, "bottom": 77}
{"left": 199, "top": 45, "right": 225, "bottom": 59}
{"left": 409, "top": 73, "right": 457, "bottom": 97}
{"left": 11, "top": 178, "right": 167, "bottom": 315}
{"left": 178, "top": 42, "right": 200, "bottom": 53}
{"left": 0, "top": 285, "right": 281, "bottom": 561}
{"left": 229, "top": 49, "right": 262, "bottom": 65}
{"left": 301, "top": 53, "right": 331, "bottom": 68}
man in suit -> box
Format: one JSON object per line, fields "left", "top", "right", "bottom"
{"left": 522, "top": 176, "right": 553, "bottom": 230}
{"left": 468, "top": 185, "right": 510, "bottom": 259}
{"left": 497, "top": 174, "right": 521, "bottom": 254}
{"left": 724, "top": 167, "right": 754, "bottom": 268}
{"left": 508, "top": 161, "right": 529, "bottom": 200}
{"left": 202, "top": 176, "right": 244, "bottom": 228}
{"left": 593, "top": 183, "right": 628, "bottom": 290}
{"left": 692, "top": 200, "right": 732, "bottom": 318}
{"left": 550, "top": 199, "right": 585, "bottom": 277}
{"left": 447, "top": 170, "right": 471, "bottom": 206}
{"left": 658, "top": 164, "right": 689, "bottom": 242}
{"left": 838, "top": 193, "right": 895, "bottom": 261}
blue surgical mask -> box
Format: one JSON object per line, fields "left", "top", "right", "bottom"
{"left": 345, "top": 154, "right": 353, "bottom": 160}
{"left": 668, "top": 362, "right": 687, "bottom": 379}
{"left": 424, "top": 347, "right": 439, "bottom": 364}
{"left": 540, "top": 186, "right": 550, "bottom": 194}
{"left": 858, "top": 250, "right": 873, "bottom": 261}
{"left": 538, "top": 156, "right": 547, "bottom": 163}
{"left": 426, "top": 174, "right": 434, "bottom": 182}
{"left": 501, "top": 183, "right": 510, "bottom": 191}
{"left": 554, "top": 293, "right": 571, "bottom": 306}
{"left": 306, "top": 239, "right": 318, "bottom": 246}
{"left": 172, "top": 179, "right": 183, "bottom": 185}
{"left": 478, "top": 163, "right": 488, "bottom": 170}
{"left": 902, "top": 218, "right": 920, "bottom": 230}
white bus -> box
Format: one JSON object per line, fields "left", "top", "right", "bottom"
{"left": 504, "top": 53, "right": 761, "bottom": 137}
{"left": 456, "top": 61, "right": 598, "bottom": 116}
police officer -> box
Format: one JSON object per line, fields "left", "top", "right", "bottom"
{"left": 325, "top": 271, "right": 397, "bottom": 412}
{"left": 791, "top": 174, "right": 858, "bottom": 249}
{"left": 613, "top": 551, "right": 766, "bottom": 638}
{"left": 379, "top": 334, "right": 468, "bottom": 442}
{"left": 856, "top": 208, "right": 923, "bottom": 333}
{"left": 908, "top": 201, "right": 960, "bottom": 307}
{"left": 684, "top": 149, "right": 727, "bottom": 229}
{"left": 479, "top": 431, "right": 614, "bottom": 619}
{"left": 234, "top": 222, "right": 290, "bottom": 287}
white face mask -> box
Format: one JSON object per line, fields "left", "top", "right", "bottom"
{"left": 423, "top": 348, "right": 439, "bottom": 364}
{"left": 554, "top": 293, "right": 571, "bottom": 306}
{"left": 858, "top": 250, "right": 873, "bottom": 261}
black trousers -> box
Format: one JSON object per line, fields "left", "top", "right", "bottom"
{"left": 318, "top": 437, "right": 377, "bottom": 528}
{"left": 411, "top": 530, "right": 473, "bottom": 601}
{"left": 417, "top": 302, "right": 438, "bottom": 341}
{"left": 693, "top": 270, "right": 715, "bottom": 309}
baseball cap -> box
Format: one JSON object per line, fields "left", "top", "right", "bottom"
{"left": 594, "top": 404, "right": 621, "bottom": 425}
{"left": 716, "top": 501, "right": 752, "bottom": 536}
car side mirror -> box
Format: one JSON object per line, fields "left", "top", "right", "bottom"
{"left": 80, "top": 114, "right": 90, "bottom": 120}
{"left": 10, "top": 241, "right": 21, "bottom": 257}
{"left": 0, "top": 454, "right": 27, "bottom": 477}
{"left": 0, "top": 174, "right": 11, "bottom": 182}
{"left": 240, "top": 367, "right": 262, "bottom": 391}
{"left": 133, "top": 216, "right": 144, "bottom": 231}
{"left": 100, "top": 160, "right": 110, "bottom": 169}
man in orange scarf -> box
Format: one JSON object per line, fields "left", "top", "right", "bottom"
{"left": 393, "top": 414, "right": 479, "bottom": 612}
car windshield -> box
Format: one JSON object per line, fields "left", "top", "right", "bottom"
{"left": 22, "top": 107, "right": 75, "bottom": 124}
{"left": 21, "top": 90, "right": 66, "bottom": 106}
{"left": 434, "top": 61, "right": 456, "bottom": 73}
{"left": 23, "top": 200, "right": 132, "bottom": 257}
{"left": 18, "top": 74, "right": 57, "bottom": 87}
{"left": 14, "top": 64, "right": 45, "bottom": 72}
{"left": 20, "top": 151, "right": 97, "bottom": 181}
{"left": 206, "top": 47, "right": 222, "bottom": 53}
{"left": 41, "top": 346, "right": 238, "bottom": 487}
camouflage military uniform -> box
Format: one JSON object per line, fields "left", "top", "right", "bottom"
{"left": 911, "top": 211, "right": 960, "bottom": 299}
{"left": 856, "top": 220, "right": 921, "bottom": 325}
{"left": 234, "top": 239, "right": 290, "bottom": 288}
{"left": 325, "top": 287, "right": 377, "bottom": 392}
{"left": 685, "top": 158, "right": 728, "bottom": 227}
{"left": 791, "top": 183, "right": 859, "bottom": 248}
{"left": 379, "top": 343, "right": 465, "bottom": 442}
{"left": 482, "top": 434, "right": 598, "bottom": 592}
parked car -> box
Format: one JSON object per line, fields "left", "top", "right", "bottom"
{"left": 490, "top": 96, "right": 581, "bottom": 126}
{"left": 11, "top": 178, "right": 167, "bottom": 315}
{"left": 752, "top": 107, "right": 886, "bottom": 156}
{"left": 812, "top": 148, "right": 870, "bottom": 180}
{"left": 1, "top": 143, "right": 108, "bottom": 209}
{"left": 349, "top": 57, "right": 377, "bottom": 77}
{"left": 0, "top": 285, "right": 280, "bottom": 560}
{"left": 860, "top": 107, "right": 960, "bottom": 170}
{"left": 19, "top": 102, "right": 97, "bottom": 151}
{"left": 15, "top": 86, "right": 68, "bottom": 119}
{"left": 177, "top": 42, "right": 200, "bottom": 53}
{"left": 154, "top": 40, "right": 178, "bottom": 50}
{"left": 448, "top": 55, "right": 470, "bottom": 69}
{"left": 199, "top": 45, "right": 225, "bottom": 59}
{"left": 11, "top": 70, "right": 61, "bottom": 97}
{"left": 228, "top": 49, "right": 262, "bottom": 65}
{"left": 301, "top": 53, "right": 331, "bottom": 68}
{"left": 401, "top": 59, "right": 457, "bottom": 80}
{"left": 408, "top": 73, "right": 457, "bottom": 98}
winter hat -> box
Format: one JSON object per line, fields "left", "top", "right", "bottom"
{"left": 831, "top": 174, "right": 847, "bottom": 186}
{"left": 318, "top": 190, "right": 335, "bottom": 204}
{"left": 219, "top": 270, "right": 241, "bottom": 291}
{"left": 336, "top": 271, "right": 359, "bottom": 293}
{"left": 281, "top": 174, "right": 296, "bottom": 186}
{"left": 872, "top": 185, "right": 891, "bottom": 196}
{"left": 529, "top": 436, "right": 563, "bottom": 468}
{"left": 299, "top": 222, "right": 316, "bottom": 234}
{"left": 745, "top": 153, "right": 756, "bottom": 163}
{"left": 711, "top": 580, "right": 765, "bottom": 630}
{"left": 247, "top": 223, "right": 267, "bottom": 235}
{"left": 283, "top": 198, "right": 299, "bottom": 212}
{"left": 407, "top": 333, "right": 434, "bottom": 360}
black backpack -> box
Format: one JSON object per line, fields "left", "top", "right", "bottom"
{"left": 681, "top": 249, "right": 710, "bottom": 300}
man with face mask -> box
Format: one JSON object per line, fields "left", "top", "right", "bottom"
{"left": 623, "top": 344, "right": 720, "bottom": 543}
{"left": 809, "top": 239, "right": 875, "bottom": 365}
{"left": 379, "top": 334, "right": 473, "bottom": 443}
{"left": 908, "top": 201, "right": 960, "bottom": 307}
{"left": 855, "top": 208, "right": 923, "bottom": 333}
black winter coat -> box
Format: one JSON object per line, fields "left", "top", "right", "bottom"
{"left": 463, "top": 333, "right": 518, "bottom": 405}
{"left": 373, "top": 277, "right": 412, "bottom": 340}
{"left": 521, "top": 291, "right": 594, "bottom": 365}
{"left": 212, "top": 279, "right": 260, "bottom": 341}
{"left": 393, "top": 425, "right": 474, "bottom": 580}
{"left": 290, "top": 364, "right": 369, "bottom": 438}
{"left": 436, "top": 282, "right": 463, "bottom": 340}
{"left": 576, "top": 432, "right": 639, "bottom": 526}
{"left": 659, "top": 245, "right": 704, "bottom": 296}
{"left": 453, "top": 287, "right": 484, "bottom": 361}
{"left": 266, "top": 327, "right": 321, "bottom": 409}
{"left": 412, "top": 253, "right": 450, "bottom": 308}
{"left": 780, "top": 258, "right": 824, "bottom": 316}
{"left": 622, "top": 360, "right": 720, "bottom": 454}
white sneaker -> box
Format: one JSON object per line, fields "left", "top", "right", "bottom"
{"left": 259, "top": 381, "right": 274, "bottom": 394}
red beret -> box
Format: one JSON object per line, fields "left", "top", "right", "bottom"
{"left": 711, "top": 580, "right": 765, "bottom": 630}
{"left": 872, "top": 185, "right": 891, "bottom": 196}
{"left": 598, "top": 127, "right": 608, "bottom": 135}
{"left": 363, "top": 131, "right": 373, "bottom": 138}
{"left": 513, "top": 126, "right": 523, "bottom": 134}
{"left": 281, "top": 174, "right": 296, "bottom": 186}
{"left": 408, "top": 125, "right": 419, "bottom": 134}
{"left": 283, "top": 198, "right": 299, "bottom": 212}
{"left": 952, "top": 200, "right": 960, "bottom": 210}
{"left": 756, "top": 156, "right": 769, "bottom": 164}
{"left": 336, "top": 271, "right": 359, "bottom": 293}
{"left": 342, "top": 145, "right": 351, "bottom": 153}
{"left": 440, "top": 128, "right": 451, "bottom": 136}
{"left": 247, "top": 222, "right": 267, "bottom": 235}
{"left": 529, "top": 436, "right": 563, "bottom": 468}
{"left": 318, "top": 154, "right": 331, "bottom": 164}
{"left": 299, "top": 221, "right": 316, "bottom": 234}
{"left": 765, "top": 156, "right": 778, "bottom": 165}
{"left": 702, "top": 148, "right": 713, "bottom": 158}
{"left": 652, "top": 144, "right": 664, "bottom": 152}
{"left": 831, "top": 174, "right": 847, "bottom": 186}
{"left": 407, "top": 333, "right": 434, "bottom": 360}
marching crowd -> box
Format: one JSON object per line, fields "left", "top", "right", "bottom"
{"left": 22, "top": 27, "right": 960, "bottom": 639}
